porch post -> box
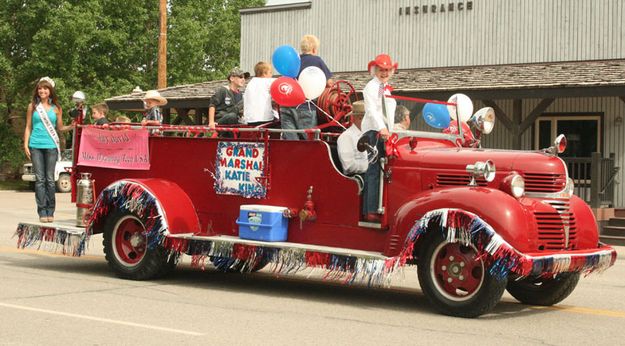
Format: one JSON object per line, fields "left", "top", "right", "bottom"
{"left": 590, "top": 152, "right": 601, "bottom": 208}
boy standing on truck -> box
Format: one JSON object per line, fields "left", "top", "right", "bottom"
{"left": 208, "top": 68, "right": 250, "bottom": 130}
{"left": 141, "top": 90, "right": 167, "bottom": 126}
{"left": 243, "top": 62, "right": 277, "bottom": 126}
{"left": 91, "top": 103, "right": 110, "bottom": 126}
{"left": 280, "top": 34, "right": 333, "bottom": 140}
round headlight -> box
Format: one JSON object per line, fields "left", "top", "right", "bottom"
{"left": 500, "top": 173, "right": 525, "bottom": 198}
{"left": 510, "top": 175, "right": 525, "bottom": 198}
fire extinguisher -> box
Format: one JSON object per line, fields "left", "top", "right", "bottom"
{"left": 76, "top": 172, "right": 95, "bottom": 227}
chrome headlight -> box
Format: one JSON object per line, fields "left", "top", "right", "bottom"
{"left": 501, "top": 173, "right": 525, "bottom": 198}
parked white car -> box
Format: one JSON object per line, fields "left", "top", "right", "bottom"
{"left": 22, "top": 150, "right": 73, "bottom": 193}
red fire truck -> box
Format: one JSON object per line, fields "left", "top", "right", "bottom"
{"left": 15, "top": 91, "right": 616, "bottom": 318}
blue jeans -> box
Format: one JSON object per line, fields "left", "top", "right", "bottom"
{"left": 362, "top": 130, "right": 385, "bottom": 215}
{"left": 280, "top": 106, "right": 317, "bottom": 140}
{"left": 30, "top": 148, "right": 57, "bottom": 217}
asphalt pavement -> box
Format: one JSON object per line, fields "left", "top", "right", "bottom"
{"left": 0, "top": 190, "right": 624, "bottom": 345}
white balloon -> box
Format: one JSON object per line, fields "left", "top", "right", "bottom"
{"left": 447, "top": 93, "right": 474, "bottom": 123}
{"left": 298, "top": 66, "right": 327, "bottom": 100}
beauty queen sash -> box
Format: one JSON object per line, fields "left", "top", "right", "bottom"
{"left": 36, "top": 102, "right": 61, "bottom": 157}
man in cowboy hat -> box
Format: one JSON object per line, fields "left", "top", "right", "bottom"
{"left": 337, "top": 101, "right": 368, "bottom": 176}
{"left": 141, "top": 90, "right": 167, "bottom": 126}
{"left": 208, "top": 67, "right": 250, "bottom": 130}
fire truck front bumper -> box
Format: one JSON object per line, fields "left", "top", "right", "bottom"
{"left": 492, "top": 243, "right": 617, "bottom": 278}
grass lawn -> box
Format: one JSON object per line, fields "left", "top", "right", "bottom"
{"left": 0, "top": 179, "right": 30, "bottom": 191}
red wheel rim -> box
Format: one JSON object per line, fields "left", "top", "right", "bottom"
{"left": 430, "top": 241, "right": 484, "bottom": 301}
{"left": 112, "top": 216, "right": 147, "bottom": 267}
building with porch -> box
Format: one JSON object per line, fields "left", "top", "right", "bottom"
{"left": 107, "top": 0, "right": 625, "bottom": 210}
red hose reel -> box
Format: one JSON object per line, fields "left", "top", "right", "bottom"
{"left": 315, "top": 80, "right": 357, "bottom": 130}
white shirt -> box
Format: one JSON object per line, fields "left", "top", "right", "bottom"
{"left": 337, "top": 124, "right": 368, "bottom": 175}
{"left": 361, "top": 77, "right": 396, "bottom": 133}
{"left": 243, "top": 77, "right": 277, "bottom": 123}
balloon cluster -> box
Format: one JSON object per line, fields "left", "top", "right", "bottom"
{"left": 270, "top": 45, "right": 327, "bottom": 107}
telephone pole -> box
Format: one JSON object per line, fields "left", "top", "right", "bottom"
{"left": 157, "top": 0, "right": 167, "bottom": 89}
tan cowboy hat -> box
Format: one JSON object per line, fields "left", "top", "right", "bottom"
{"left": 351, "top": 101, "right": 365, "bottom": 116}
{"left": 142, "top": 90, "right": 168, "bottom": 106}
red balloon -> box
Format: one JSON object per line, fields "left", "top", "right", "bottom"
{"left": 270, "top": 77, "right": 306, "bottom": 107}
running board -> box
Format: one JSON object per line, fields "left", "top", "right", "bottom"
{"left": 15, "top": 220, "right": 88, "bottom": 256}
{"left": 167, "top": 234, "right": 388, "bottom": 260}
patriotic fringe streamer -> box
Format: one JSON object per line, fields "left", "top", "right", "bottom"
{"left": 14, "top": 223, "right": 87, "bottom": 256}
{"left": 402, "top": 208, "right": 617, "bottom": 280}
{"left": 163, "top": 237, "right": 413, "bottom": 287}
{"left": 88, "top": 180, "right": 169, "bottom": 248}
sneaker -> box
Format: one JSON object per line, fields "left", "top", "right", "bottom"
{"left": 39, "top": 217, "right": 47, "bottom": 223}
{"left": 47, "top": 216, "right": 54, "bottom": 223}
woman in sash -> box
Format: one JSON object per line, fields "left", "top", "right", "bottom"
{"left": 23, "top": 77, "right": 72, "bottom": 223}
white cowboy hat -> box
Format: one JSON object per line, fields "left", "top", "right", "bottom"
{"left": 142, "top": 90, "right": 168, "bottom": 106}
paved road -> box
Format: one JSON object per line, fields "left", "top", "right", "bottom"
{"left": 1, "top": 190, "right": 624, "bottom": 345}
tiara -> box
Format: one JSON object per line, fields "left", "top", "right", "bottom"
{"left": 39, "top": 76, "right": 55, "bottom": 88}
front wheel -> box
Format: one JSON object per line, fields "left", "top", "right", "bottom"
{"left": 417, "top": 231, "right": 507, "bottom": 318}
{"left": 103, "top": 211, "right": 176, "bottom": 280}
{"left": 506, "top": 273, "right": 580, "bottom": 306}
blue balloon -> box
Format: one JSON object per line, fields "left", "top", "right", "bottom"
{"left": 272, "top": 45, "right": 301, "bottom": 78}
{"left": 422, "top": 103, "right": 451, "bottom": 129}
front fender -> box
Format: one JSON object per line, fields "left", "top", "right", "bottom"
{"left": 388, "top": 187, "right": 535, "bottom": 255}
{"left": 89, "top": 179, "right": 200, "bottom": 246}
{"left": 393, "top": 208, "right": 616, "bottom": 279}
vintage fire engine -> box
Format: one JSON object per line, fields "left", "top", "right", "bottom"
{"left": 15, "top": 87, "right": 616, "bottom": 318}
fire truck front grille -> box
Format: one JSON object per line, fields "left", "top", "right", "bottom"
{"left": 523, "top": 172, "right": 567, "bottom": 193}
{"left": 534, "top": 200, "right": 577, "bottom": 250}
{"left": 436, "top": 174, "right": 487, "bottom": 187}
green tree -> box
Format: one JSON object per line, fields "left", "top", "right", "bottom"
{"left": 168, "top": 0, "right": 264, "bottom": 84}
{"left": 0, "top": 0, "right": 264, "bottom": 121}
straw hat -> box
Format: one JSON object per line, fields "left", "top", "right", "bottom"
{"left": 142, "top": 90, "right": 167, "bottom": 106}
{"left": 367, "top": 54, "right": 398, "bottom": 73}
{"left": 351, "top": 101, "right": 365, "bottom": 116}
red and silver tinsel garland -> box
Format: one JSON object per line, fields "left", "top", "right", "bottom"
{"left": 14, "top": 223, "right": 87, "bottom": 256}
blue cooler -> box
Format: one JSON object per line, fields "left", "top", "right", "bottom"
{"left": 237, "top": 205, "right": 288, "bottom": 242}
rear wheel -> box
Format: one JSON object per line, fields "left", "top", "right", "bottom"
{"left": 103, "top": 211, "right": 175, "bottom": 280}
{"left": 506, "top": 273, "right": 580, "bottom": 306}
{"left": 56, "top": 173, "right": 71, "bottom": 193}
{"left": 417, "top": 231, "right": 506, "bottom": 318}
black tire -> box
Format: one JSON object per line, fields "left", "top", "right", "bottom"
{"left": 417, "top": 230, "right": 507, "bottom": 318}
{"left": 506, "top": 273, "right": 580, "bottom": 306}
{"left": 103, "top": 210, "right": 176, "bottom": 280}
{"left": 56, "top": 173, "right": 71, "bottom": 193}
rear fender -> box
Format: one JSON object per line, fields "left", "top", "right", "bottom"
{"left": 89, "top": 179, "right": 200, "bottom": 247}
{"left": 388, "top": 187, "right": 535, "bottom": 255}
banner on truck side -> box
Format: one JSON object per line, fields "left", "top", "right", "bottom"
{"left": 214, "top": 141, "right": 267, "bottom": 198}
{"left": 77, "top": 127, "right": 150, "bottom": 170}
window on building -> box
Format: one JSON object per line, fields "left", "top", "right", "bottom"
{"left": 534, "top": 115, "right": 601, "bottom": 157}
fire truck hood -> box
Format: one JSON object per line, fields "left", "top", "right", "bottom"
{"left": 403, "top": 147, "right": 566, "bottom": 174}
